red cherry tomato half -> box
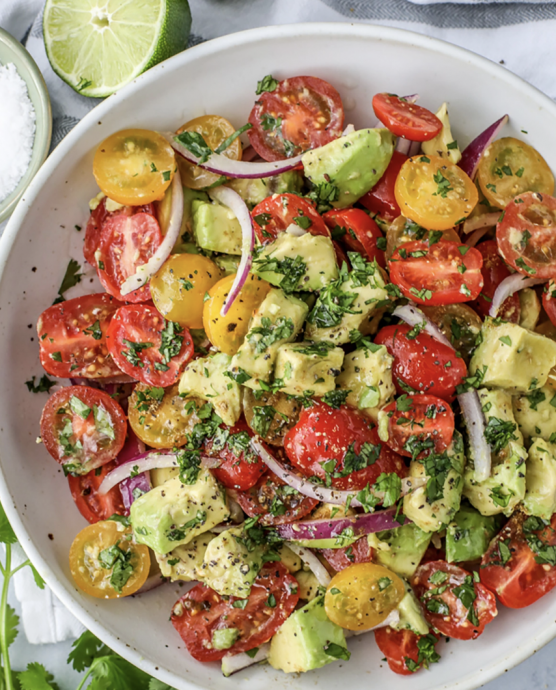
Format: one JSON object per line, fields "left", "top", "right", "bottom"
{"left": 471, "top": 240, "right": 520, "bottom": 322}
{"left": 321, "top": 537, "right": 374, "bottom": 572}
{"left": 106, "top": 304, "right": 194, "bottom": 387}
{"left": 543, "top": 280, "right": 556, "bottom": 327}
{"left": 37, "top": 293, "right": 123, "bottom": 379}
{"left": 372, "top": 94, "right": 443, "bottom": 142}
{"left": 68, "top": 459, "right": 125, "bottom": 523}
{"left": 383, "top": 394, "right": 454, "bottom": 459}
{"left": 97, "top": 212, "right": 162, "bottom": 302}
{"left": 412, "top": 560, "right": 497, "bottom": 640}
{"left": 359, "top": 151, "right": 407, "bottom": 220}
{"left": 374, "top": 323, "right": 467, "bottom": 401}
{"left": 332, "top": 240, "right": 349, "bottom": 269}
{"left": 323, "top": 208, "right": 386, "bottom": 268}
{"left": 251, "top": 193, "right": 329, "bottom": 244}
{"left": 374, "top": 627, "right": 440, "bottom": 676}
{"left": 40, "top": 386, "right": 127, "bottom": 475}
{"left": 481, "top": 513, "right": 556, "bottom": 609}
{"left": 388, "top": 240, "right": 484, "bottom": 305}
{"left": 171, "top": 563, "right": 299, "bottom": 661}
{"left": 248, "top": 76, "right": 344, "bottom": 162}
{"left": 204, "top": 419, "right": 266, "bottom": 491}
{"left": 284, "top": 402, "right": 407, "bottom": 492}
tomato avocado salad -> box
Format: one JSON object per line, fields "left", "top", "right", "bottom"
{"left": 32, "top": 74, "right": 556, "bottom": 677}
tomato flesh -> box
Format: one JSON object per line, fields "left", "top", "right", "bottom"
{"left": 323, "top": 208, "right": 386, "bottom": 268}
{"left": 321, "top": 537, "right": 373, "bottom": 572}
{"left": 472, "top": 240, "right": 520, "bottom": 322}
{"left": 360, "top": 150, "right": 406, "bottom": 220}
{"left": 543, "top": 281, "right": 556, "bottom": 327}
{"left": 375, "top": 627, "right": 440, "bottom": 675}
{"left": 372, "top": 94, "right": 442, "bottom": 142}
{"left": 68, "top": 459, "right": 125, "bottom": 524}
{"left": 251, "top": 193, "right": 329, "bottom": 244}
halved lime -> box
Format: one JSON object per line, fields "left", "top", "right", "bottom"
{"left": 43, "top": 0, "right": 191, "bottom": 98}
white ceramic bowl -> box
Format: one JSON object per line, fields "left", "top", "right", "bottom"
{"left": 1, "top": 22, "right": 555, "bottom": 690}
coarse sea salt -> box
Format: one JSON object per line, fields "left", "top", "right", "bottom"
{"left": 0, "top": 62, "right": 36, "bottom": 204}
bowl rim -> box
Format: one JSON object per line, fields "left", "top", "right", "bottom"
{"left": 2, "top": 20, "right": 556, "bottom": 690}
{"left": 0, "top": 27, "right": 52, "bottom": 223}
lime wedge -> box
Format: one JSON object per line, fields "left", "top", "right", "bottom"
{"left": 43, "top": 0, "right": 191, "bottom": 98}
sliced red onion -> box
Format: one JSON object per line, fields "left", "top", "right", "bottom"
{"left": 393, "top": 303, "right": 453, "bottom": 348}
{"left": 407, "top": 140, "right": 421, "bottom": 157}
{"left": 285, "top": 223, "right": 307, "bottom": 237}
{"left": 395, "top": 138, "right": 412, "bottom": 155}
{"left": 201, "top": 455, "right": 222, "bottom": 470}
{"left": 465, "top": 227, "right": 490, "bottom": 248}
{"left": 120, "top": 165, "right": 184, "bottom": 296}
{"left": 222, "top": 643, "right": 271, "bottom": 677}
{"left": 489, "top": 273, "right": 546, "bottom": 318}
{"left": 241, "top": 146, "right": 260, "bottom": 162}
{"left": 116, "top": 430, "right": 149, "bottom": 512}
{"left": 345, "top": 609, "right": 401, "bottom": 636}
{"left": 209, "top": 187, "right": 254, "bottom": 316}
{"left": 462, "top": 212, "right": 501, "bottom": 235}
{"left": 286, "top": 544, "right": 332, "bottom": 586}
{"left": 70, "top": 375, "right": 136, "bottom": 387}
{"left": 169, "top": 134, "right": 303, "bottom": 180}
{"left": 275, "top": 509, "right": 407, "bottom": 542}
{"left": 99, "top": 451, "right": 179, "bottom": 495}
{"left": 342, "top": 124, "right": 356, "bottom": 136}
{"left": 459, "top": 115, "right": 509, "bottom": 180}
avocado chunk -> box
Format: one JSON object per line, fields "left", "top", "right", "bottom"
{"left": 305, "top": 256, "right": 389, "bottom": 345}
{"left": 231, "top": 288, "right": 308, "bottom": 387}
{"left": 369, "top": 523, "right": 432, "bottom": 578}
{"left": 479, "top": 388, "right": 524, "bottom": 446}
{"left": 295, "top": 570, "right": 322, "bottom": 601}
{"left": 403, "top": 431, "right": 466, "bottom": 533}
{"left": 130, "top": 471, "right": 229, "bottom": 554}
{"left": 469, "top": 318, "right": 556, "bottom": 393}
{"left": 268, "top": 595, "right": 348, "bottom": 673}
{"left": 302, "top": 128, "right": 394, "bottom": 209}
{"left": 155, "top": 532, "right": 214, "bottom": 581}
{"left": 252, "top": 232, "right": 339, "bottom": 292}
{"left": 179, "top": 352, "right": 241, "bottom": 426}
{"left": 172, "top": 187, "right": 208, "bottom": 253}
{"left": 214, "top": 254, "right": 240, "bottom": 276}
{"left": 445, "top": 504, "right": 501, "bottom": 563}
{"left": 336, "top": 344, "right": 395, "bottom": 422}
{"left": 273, "top": 341, "right": 344, "bottom": 397}
{"left": 201, "top": 525, "right": 264, "bottom": 598}
{"left": 226, "top": 170, "right": 302, "bottom": 208}
{"left": 519, "top": 288, "right": 541, "bottom": 331}
{"left": 522, "top": 438, "right": 556, "bottom": 520}
{"left": 513, "top": 384, "right": 556, "bottom": 443}
{"left": 192, "top": 198, "right": 242, "bottom": 255}
{"left": 212, "top": 628, "right": 240, "bottom": 651}
{"left": 392, "top": 581, "right": 429, "bottom": 636}
{"left": 421, "top": 103, "right": 462, "bottom": 164}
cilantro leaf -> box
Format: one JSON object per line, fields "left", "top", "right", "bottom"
{"left": 87, "top": 655, "right": 152, "bottom": 690}
{"left": 5, "top": 603, "right": 19, "bottom": 648}
{"left": 0, "top": 502, "right": 17, "bottom": 544}
{"left": 52, "top": 259, "right": 82, "bottom": 304}
{"left": 68, "top": 630, "right": 112, "bottom": 672}
{"left": 18, "top": 663, "right": 60, "bottom": 690}
{"left": 25, "top": 375, "right": 56, "bottom": 394}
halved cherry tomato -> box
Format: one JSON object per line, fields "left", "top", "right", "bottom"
{"left": 389, "top": 240, "right": 484, "bottom": 305}
{"left": 374, "top": 323, "right": 467, "bottom": 401}
{"left": 480, "top": 512, "right": 556, "bottom": 609}
{"left": 248, "top": 76, "right": 344, "bottom": 161}
{"left": 382, "top": 395, "right": 454, "bottom": 459}
{"left": 323, "top": 208, "right": 386, "bottom": 268}
{"left": 37, "top": 293, "right": 123, "bottom": 379}
{"left": 372, "top": 94, "right": 442, "bottom": 142}
{"left": 497, "top": 191, "right": 556, "bottom": 279}
{"left": 471, "top": 240, "right": 520, "bottom": 322}
{"left": 106, "top": 304, "right": 194, "bottom": 387}
{"left": 333, "top": 240, "right": 349, "bottom": 269}
{"left": 420, "top": 303, "right": 483, "bottom": 364}
{"left": 235, "top": 469, "right": 318, "bottom": 526}
{"left": 543, "top": 281, "right": 556, "bottom": 327}
{"left": 251, "top": 193, "right": 329, "bottom": 244}
{"left": 395, "top": 155, "right": 478, "bottom": 230}
{"left": 386, "top": 216, "right": 460, "bottom": 261}
{"left": 204, "top": 419, "right": 266, "bottom": 491}
{"left": 171, "top": 563, "right": 299, "bottom": 661}
{"left": 412, "top": 560, "right": 497, "bottom": 640}
{"left": 97, "top": 212, "right": 162, "bottom": 302}
{"left": 284, "top": 402, "right": 407, "bottom": 492}
{"left": 321, "top": 537, "right": 373, "bottom": 572}
{"left": 40, "top": 386, "right": 127, "bottom": 475}
{"left": 68, "top": 459, "right": 125, "bottom": 524}
{"left": 360, "top": 151, "right": 407, "bottom": 220}
{"left": 374, "top": 628, "right": 440, "bottom": 675}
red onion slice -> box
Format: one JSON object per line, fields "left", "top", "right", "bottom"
{"left": 99, "top": 451, "right": 179, "bottom": 495}
{"left": 489, "top": 273, "right": 546, "bottom": 318}
{"left": 459, "top": 115, "right": 509, "bottom": 180}
{"left": 407, "top": 140, "right": 421, "bottom": 157}
{"left": 393, "top": 303, "right": 453, "bottom": 348}
{"left": 222, "top": 643, "right": 271, "bottom": 676}
{"left": 209, "top": 186, "right": 255, "bottom": 316}
{"left": 120, "top": 165, "right": 184, "bottom": 296}
{"left": 462, "top": 212, "right": 501, "bottom": 235}
{"left": 286, "top": 543, "right": 332, "bottom": 586}
{"left": 465, "top": 227, "right": 490, "bottom": 248}
{"left": 116, "top": 430, "right": 148, "bottom": 511}
{"left": 395, "top": 138, "right": 412, "bottom": 156}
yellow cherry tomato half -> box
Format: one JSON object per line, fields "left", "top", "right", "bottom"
{"left": 93, "top": 129, "right": 175, "bottom": 206}
{"left": 203, "top": 273, "right": 271, "bottom": 355}
{"left": 395, "top": 154, "right": 478, "bottom": 231}
{"left": 69, "top": 520, "right": 150, "bottom": 599}
{"left": 177, "top": 115, "right": 242, "bottom": 190}
{"left": 150, "top": 254, "right": 223, "bottom": 329}
{"left": 477, "top": 136, "right": 554, "bottom": 209}
{"left": 324, "top": 562, "right": 405, "bottom": 631}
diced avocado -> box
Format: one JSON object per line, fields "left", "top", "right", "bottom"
{"left": 421, "top": 103, "right": 462, "bottom": 164}
{"left": 519, "top": 288, "right": 541, "bottom": 331}
{"left": 295, "top": 570, "right": 322, "bottom": 601}
{"left": 192, "top": 199, "right": 242, "bottom": 255}
{"left": 522, "top": 438, "right": 556, "bottom": 520}
{"left": 151, "top": 467, "right": 179, "bottom": 487}
{"left": 403, "top": 431, "right": 466, "bottom": 533}
{"left": 268, "top": 596, "right": 348, "bottom": 673}
{"left": 445, "top": 504, "right": 501, "bottom": 563}
{"left": 130, "top": 471, "right": 229, "bottom": 554}
{"left": 214, "top": 254, "right": 240, "bottom": 276}
{"left": 305, "top": 258, "right": 389, "bottom": 345}
{"left": 201, "top": 525, "right": 263, "bottom": 598}
{"left": 470, "top": 318, "right": 556, "bottom": 393}
{"left": 212, "top": 628, "right": 240, "bottom": 651}
{"left": 226, "top": 170, "right": 302, "bottom": 208}
{"left": 479, "top": 387, "right": 524, "bottom": 446}
{"left": 252, "top": 232, "right": 339, "bottom": 292}
{"left": 302, "top": 128, "right": 395, "bottom": 209}
{"left": 174, "top": 187, "right": 209, "bottom": 251}
{"left": 392, "top": 581, "right": 429, "bottom": 636}
{"left": 231, "top": 288, "right": 308, "bottom": 387}
{"left": 273, "top": 341, "right": 344, "bottom": 397}
{"left": 513, "top": 385, "right": 556, "bottom": 443}
{"left": 369, "top": 523, "right": 432, "bottom": 578}
{"left": 179, "top": 352, "right": 241, "bottom": 426}
{"left": 277, "top": 545, "right": 302, "bottom": 574}
{"left": 336, "top": 345, "right": 395, "bottom": 422}
{"left": 155, "top": 532, "right": 214, "bottom": 581}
